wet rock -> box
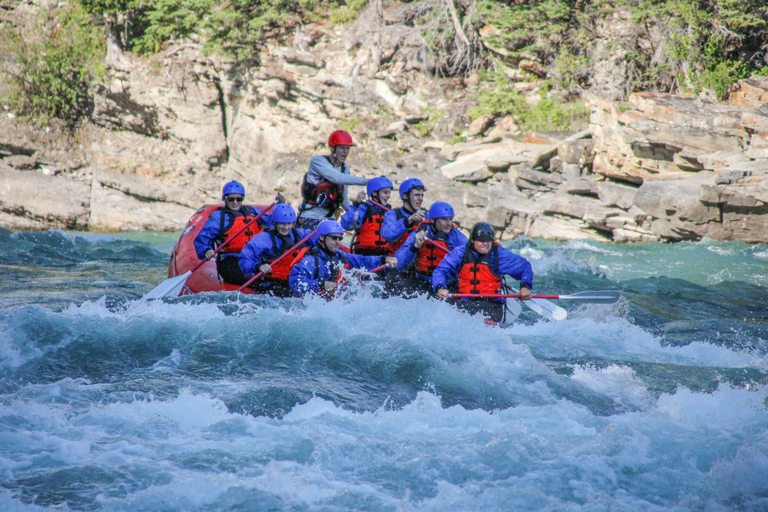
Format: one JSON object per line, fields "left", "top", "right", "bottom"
{"left": 0, "top": 166, "right": 89, "bottom": 230}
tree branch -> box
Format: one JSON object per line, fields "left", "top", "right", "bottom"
{"left": 445, "top": 0, "right": 470, "bottom": 46}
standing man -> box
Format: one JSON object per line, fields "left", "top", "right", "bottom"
{"left": 433, "top": 222, "right": 533, "bottom": 323}
{"left": 381, "top": 178, "right": 427, "bottom": 253}
{"left": 297, "top": 130, "right": 369, "bottom": 230}
{"left": 289, "top": 220, "right": 397, "bottom": 297}
{"left": 392, "top": 201, "right": 467, "bottom": 297}
{"left": 194, "top": 181, "right": 276, "bottom": 286}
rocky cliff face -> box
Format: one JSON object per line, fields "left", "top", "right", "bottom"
{"left": 2, "top": 5, "right": 768, "bottom": 243}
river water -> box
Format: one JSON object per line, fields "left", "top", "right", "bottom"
{"left": 1, "top": 228, "right": 766, "bottom": 511}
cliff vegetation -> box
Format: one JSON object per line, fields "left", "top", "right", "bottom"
{"left": 1, "top": 0, "right": 767, "bottom": 130}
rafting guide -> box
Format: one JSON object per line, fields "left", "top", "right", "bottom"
{"left": 297, "top": 130, "right": 368, "bottom": 231}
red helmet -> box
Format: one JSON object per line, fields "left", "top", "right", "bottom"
{"left": 328, "top": 130, "right": 354, "bottom": 147}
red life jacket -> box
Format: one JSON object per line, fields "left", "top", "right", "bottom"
{"left": 414, "top": 222, "right": 450, "bottom": 275}
{"left": 353, "top": 203, "right": 391, "bottom": 255}
{"left": 389, "top": 207, "right": 422, "bottom": 254}
{"left": 457, "top": 244, "right": 502, "bottom": 295}
{"left": 300, "top": 156, "right": 344, "bottom": 211}
{"left": 217, "top": 207, "right": 262, "bottom": 254}
{"left": 265, "top": 229, "right": 303, "bottom": 281}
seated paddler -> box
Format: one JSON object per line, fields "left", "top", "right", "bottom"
{"left": 193, "top": 181, "right": 281, "bottom": 286}
{"left": 340, "top": 176, "right": 394, "bottom": 256}
{"left": 433, "top": 222, "right": 533, "bottom": 324}
{"left": 381, "top": 178, "right": 428, "bottom": 254}
{"left": 389, "top": 201, "right": 467, "bottom": 297}
{"left": 238, "top": 203, "right": 313, "bottom": 297}
{"left": 289, "top": 219, "right": 397, "bottom": 298}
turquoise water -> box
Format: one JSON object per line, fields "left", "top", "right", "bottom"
{"left": 0, "top": 228, "right": 766, "bottom": 511}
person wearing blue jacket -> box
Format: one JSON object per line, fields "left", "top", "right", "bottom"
{"left": 433, "top": 222, "right": 533, "bottom": 323}
{"left": 289, "top": 220, "right": 397, "bottom": 297}
{"left": 297, "top": 130, "right": 369, "bottom": 230}
{"left": 193, "top": 181, "right": 278, "bottom": 286}
{"left": 380, "top": 178, "right": 428, "bottom": 254}
{"left": 239, "top": 204, "right": 313, "bottom": 297}
{"left": 390, "top": 201, "right": 467, "bottom": 297}
{"left": 340, "top": 176, "right": 394, "bottom": 256}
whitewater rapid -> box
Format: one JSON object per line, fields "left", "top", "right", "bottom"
{"left": 0, "top": 230, "right": 766, "bottom": 510}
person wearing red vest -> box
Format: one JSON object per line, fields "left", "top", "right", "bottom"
{"left": 238, "top": 204, "right": 314, "bottom": 297}
{"left": 340, "top": 176, "right": 394, "bottom": 256}
{"left": 390, "top": 202, "right": 467, "bottom": 297}
{"left": 433, "top": 222, "right": 533, "bottom": 323}
{"left": 297, "top": 130, "right": 369, "bottom": 230}
{"left": 381, "top": 178, "right": 428, "bottom": 253}
{"left": 194, "top": 181, "right": 278, "bottom": 286}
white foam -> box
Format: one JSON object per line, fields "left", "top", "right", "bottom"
{"left": 505, "top": 314, "right": 765, "bottom": 371}
{"left": 655, "top": 384, "right": 768, "bottom": 431}
{"left": 0, "top": 327, "right": 40, "bottom": 370}
{"left": 570, "top": 365, "right": 655, "bottom": 411}
{"left": 88, "top": 388, "right": 233, "bottom": 431}
{"left": 2, "top": 379, "right": 767, "bottom": 511}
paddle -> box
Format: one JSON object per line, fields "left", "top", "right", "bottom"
{"left": 236, "top": 228, "right": 318, "bottom": 292}
{"left": 144, "top": 201, "right": 278, "bottom": 299}
{"left": 450, "top": 290, "right": 621, "bottom": 303}
{"left": 367, "top": 198, "right": 390, "bottom": 211}
{"left": 500, "top": 284, "right": 567, "bottom": 321}
{"left": 367, "top": 264, "right": 388, "bottom": 274}
{"left": 500, "top": 280, "right": 522, "bottom": 326}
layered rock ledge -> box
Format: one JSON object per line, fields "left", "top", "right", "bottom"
{"left": 2, "top": 33, "right": 768, "bottom": 243}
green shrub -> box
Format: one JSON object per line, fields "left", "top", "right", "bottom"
{"left": 469, "top": 70, "right": 588, "bottom": 132}
{"left": 628, "top": 0, "right": 767, "bottom": 99}
{"left": 1, "top": 4, "right": 105, "bottom": 126}
{"left": 130, "top": 0, "right": 347, "bottom": 59}
{"left": 476, "top": 0, "right": 767, "bottom": 101}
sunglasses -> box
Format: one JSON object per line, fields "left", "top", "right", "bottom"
{"left": 225, "top": 196, "right": 244, "bottom": 202}
{"left": 326, "top": 235, "right": 343, "bottom": 241}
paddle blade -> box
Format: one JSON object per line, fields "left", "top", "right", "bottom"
{"left": 527, "top": 298, "right": 567, "bottom": 321}
{"left": 143, "top": 271, "right": 191, "bottom": 300}
{"left": 505, "top": 284, "right": 567, "bottom": 321}
{"left": 559, "top": 290, "right": 621, "bottom": 303}
{"left": 498, "top": 299, "right": 522, "bottom": 328}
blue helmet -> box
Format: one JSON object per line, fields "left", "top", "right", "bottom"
{"left": 272, "top": 203, "right": 297, "bottom": 224}
{"left": 428, "top": 201, "right": 454, "bottom": 219}
{"left": 317, "top": 219, "right": 344, "bottom": 237}
{"left": 221, "top": 181, "right": 245, "bottom": 199}
{"left": 367, "top": 176, "right": 393, "bottom": 197}
{"left": 399, "top": 178, "right": 426, "bottom": 199}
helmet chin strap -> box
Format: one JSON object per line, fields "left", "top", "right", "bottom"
{"left": 318, "top": 236, "right": 332, "bottom": 254}
{"left": 330, "top": 147, "right": 339, "bottom": 166}
{"left": 403, "top": 195, "right": 415, "bottom": 213}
